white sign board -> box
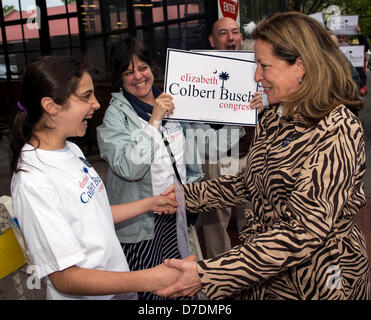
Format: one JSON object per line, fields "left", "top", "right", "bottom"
{"left": 329, "top": 15, "right": 358, "bottom": 35}
{"left": 164, "top": 49, "right": 258, "bottom": 126}
{"left": 309, "top": 12, "right": 325, "bottom": 26}
{"left": 193, "top": 50, "right": 269, "bottom": 107}
{"left": 192, "top": 49, "right": 254, "bottom": 62}
{"left": 339, "top": 45, "right": 365, "bottom": 67}
{"left": 174, "top": 176, "right": 189, "bottom": 259}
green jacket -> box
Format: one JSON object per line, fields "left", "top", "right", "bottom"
{"left": 97, "top": 92, "right": 244, "bottom": 243}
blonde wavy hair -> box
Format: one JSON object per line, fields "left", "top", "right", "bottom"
{"left": 253, "top": 11, "right": 363, "bottom": 125}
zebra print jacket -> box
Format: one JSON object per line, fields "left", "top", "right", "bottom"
{"left": 184, "top": 104, "right": 370, "bottom": 300}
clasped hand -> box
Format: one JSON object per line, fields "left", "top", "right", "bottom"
{"left": 154, "top": 170, "right": 203, "bottom": 298}
{"left": 154, "top": 255, "right": 202, "bottom": 298}
{"left": 152, "top": 193, "right": 178, "bottom": 215}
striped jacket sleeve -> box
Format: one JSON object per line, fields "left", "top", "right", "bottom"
{"left": 183, "top": 168, "right": 251, "bottom": 213}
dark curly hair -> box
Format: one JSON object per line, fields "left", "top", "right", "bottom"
{"left": 109, "top": 37, "right": 159, "bottom": 91}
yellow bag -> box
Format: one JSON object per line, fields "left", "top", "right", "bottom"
{"left": 0, "top": 228, "right": 26, "bottom": 279}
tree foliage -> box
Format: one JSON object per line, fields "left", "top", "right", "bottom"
{"left": 286, "top": 0, "right": 334, "bottom": 13}
{"left": 3, "top": 5, "right": 15, "bottom": 14}
{"left": 331, "top": 0, "right": 371, "bottom": 44}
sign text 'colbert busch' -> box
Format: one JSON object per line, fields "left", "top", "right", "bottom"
{"left": 164, "top": 49, "right": 258, "bottom": 126}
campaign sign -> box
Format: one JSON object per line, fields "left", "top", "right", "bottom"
{"left": 309, "top": 12, "right": 325, "bottom": 26}
{"left": 339, "top": 45, "right": 365, "bottom": 67}
{"left": 329, "top": 15, "right": 358, "bottom": 35}
{"left": 192, "top": 50, "right": 268, "bottom": 107}
{"left": 164, "top": 49, "right": 258, "bottom": 126}
{"left": 192, "top": 49, "right": 255, "bottom": 62}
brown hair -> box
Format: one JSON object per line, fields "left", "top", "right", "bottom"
{"left": 253, "top": 11, "right": 363, "bottom": 125}
{"left": 109, "top": 37, "right": 159, "bottom": 91}
{"left": 10, "top": 55, "right": 88, "bottom": 174}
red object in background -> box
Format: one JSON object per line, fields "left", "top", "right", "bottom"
{"left": 219, "top": 0, "right": 239, "bottom": 21}
{"left": 360, "top": 85, "right": 368, "bottom": 96}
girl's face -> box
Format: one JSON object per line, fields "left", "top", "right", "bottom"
{"left": 57, "top": 71, "right": 100, "bottom": 139}
{"left": 121, "top": 54, "right": 155, "bottom": 103}
{"left": 254, "top": 39, "right": 305, "bottom": 105}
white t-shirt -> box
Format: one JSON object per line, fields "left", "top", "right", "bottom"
{"left": 11, "top": 141, "right": 137, "bottom": 300}
{"left": 142, "top": 120, "right": 186, "bottom": 195}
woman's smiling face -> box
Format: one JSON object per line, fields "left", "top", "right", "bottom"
{"left": 254, "top": 39, "right": 305, "bottom": 105}
{"left": 121, "top": 54, "right": 155, "bottom": 103}
{"left": 57, "top": 71, "right": 100, "bottom": 139}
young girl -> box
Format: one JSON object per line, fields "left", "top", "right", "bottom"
{"left": 9, "top": 55, "right": 181, "bottom": 300}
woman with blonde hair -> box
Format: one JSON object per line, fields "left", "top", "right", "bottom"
{"left": 155, "top": 12, "right": 369, "bottom": 300}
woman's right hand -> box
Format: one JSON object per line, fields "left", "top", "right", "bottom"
{"left": 148, "top": 93, "right": 175, "bottom": 128}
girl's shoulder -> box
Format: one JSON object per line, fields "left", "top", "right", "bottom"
{"left": 66, "top": 141, "right": 85, "bottom": 158}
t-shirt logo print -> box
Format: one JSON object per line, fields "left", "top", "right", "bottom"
{"left": 79, "top": 157, "right": 93, "bottom": 168}
{"left": 77, "top": 157, "right": 103, "bottom": 203}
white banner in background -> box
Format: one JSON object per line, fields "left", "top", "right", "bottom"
{"left": 329, "top": 15, "right": 358, "bottom": 35}
{"left": 309, "top": 12, "right": 325, "bottom": 26}
{"left": 164, "top": 49, "right": 258, "bottom": 126}
{"left": 339, "top": 45, "right": 365, "bottom": 67}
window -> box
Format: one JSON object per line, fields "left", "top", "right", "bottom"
{"left": 78, "top": 0, "right": 207, "bottom": 82}
{"left": 80, "top": 0, "right": 101, "bottom": 34}
{"left": 0, "top": 0, "right": 83, "bottom": 128}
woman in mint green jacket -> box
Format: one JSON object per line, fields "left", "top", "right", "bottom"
{"left": 97, "top": 91, "right": 204, "bottom": 244}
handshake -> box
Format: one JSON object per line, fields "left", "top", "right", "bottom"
{"left": 146, "top": 185, "right": 203, "bottom": 298}
{"left": 151, "top": 254, "right": 202, "bottom": 298}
